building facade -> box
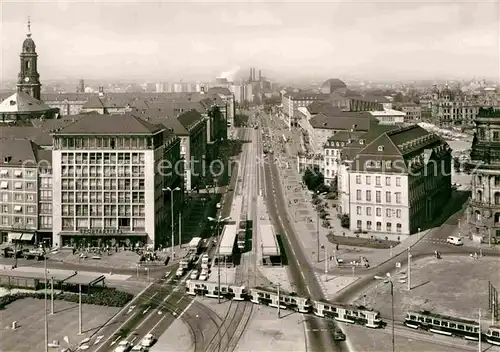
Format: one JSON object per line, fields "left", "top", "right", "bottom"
{"left": 348, "top": 125, "right": 451, "bottom": 239}
{"left": 177, "top": 110, "right": 207, "bottom": 190}
{"left": 51, "top": 113, "right": 181, "bottom": 249}
{"left": 0, "top": 140, "right": 46, "bottom": 244}
{"left": 467, "top": 108, "right": 500, "bottom": 242}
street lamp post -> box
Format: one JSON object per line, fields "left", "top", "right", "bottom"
{"left": 321, "top": 244, "right": 328, "bottom": 282}
{"left": 375, "top": 274, "right": 395, "bottom": 352}
{"left": 316, "top": 191, "right": 320, "bottom": 263}
{"left": 208, "top": 216, "right": 231, "bottom": 303}
{"left": 163, "top": 187, "right": 181, "bottom": 258}
{"left": 43, "top": 243, "right": 49, "bottom": 352}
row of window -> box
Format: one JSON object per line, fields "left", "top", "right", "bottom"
{"left": 1, "top": 192, "right": 35, "bottom": 202}
{"left": 0, "top": 216, "right": 36, "bottom": 227}
{"left": 61, "top": 191, "right": 145, "bottom": 204}
{"left": 356, "top": 190, "right": 402, "bottom": 204}
{"left": 61, "top": 179, "right": 145, "bottom": 191}
{"left": 61, "top": 204, "right": 145, "bottom": 217}
{"left": 356, "top": 175, "right": 402, "bottom": 187}
{"left": 61, "top": 152, "right": 146, "bottom": 165}
{"left": 356, "top": 207, "right": 402, "bottom": 218}
{"left": 0, "top": 169, "right": 36, "bottom": 178}
{"left": 0, "top": 205, "right": 36, "bottom": 213}
{"left": 60, "top": 165, "right": 145, "bottom": 178}
{"left": 61, "top": 217, "right": 145, "bottom": 231}
{"left": 0, "top": 181, "right": 36, "bottom": 190}
{"left": 356, "top": 220, "right": 402, "bottom": 232}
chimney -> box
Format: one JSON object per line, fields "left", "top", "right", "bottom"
{"left": 98, "top": 86, "right": 104, "bottom": 97}
{"left": 259, "top": 70, "right": 262, "bottom": 81}
{"left": 201, "top": 85, "right": 205, "bottom": 94}
{"left": 249, "top": 68, "right": 253, "bottom": 81}
{"left": 4, "top": 156, "right": 12, "bottom": 163}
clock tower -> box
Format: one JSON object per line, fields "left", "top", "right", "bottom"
{"left": 17, "top": 19, "right": 41, "bottom": 100}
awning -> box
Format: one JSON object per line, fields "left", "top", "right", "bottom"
{"left": 21, "top": 233, "right": 34, "bottom": 241}
{"left": 8, "top": 232, "right": 22, "bottom": 240}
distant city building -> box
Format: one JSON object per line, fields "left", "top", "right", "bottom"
{"left": 394, "top": 104, "right": 422, "bottom": 122}
{"left": 155, "top": 82, "right": 165, "bottom": 93}
{"left": 369, "top": 109, "right": 406, "bottom": 125}
{"left": 78, "top": 79, "right": 85, "bottom": 93}
{"left": 173, "top": 83, "right": 183, "bottom": 93}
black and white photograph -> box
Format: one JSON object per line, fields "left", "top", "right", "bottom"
{"left": 0, "top": 0, "right": 499, "bottom": 351}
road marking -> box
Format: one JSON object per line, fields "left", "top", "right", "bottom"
{"left": 142, "top": 306, "right": 150, "bottom": 315}
{"left": 94, "top": 282, "right": 153, "bottom": 351}
{"left": 177, "top": 299, "right": 195, "bottom": 319}
{"left": 110, "top": 336, "right": 121, "bottom": 346}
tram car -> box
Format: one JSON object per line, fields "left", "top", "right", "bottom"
{"left": 248, "top": 287, "right": 312, "bottom": 313}
{"left": 404, "top": 310, "right": 480, "bottom": 340}
{"left": 486, "top": 326, "right": 500, "bottom": 345}
{"left": 313, "top": 300, "right": 382, "bottom": 328}
{"left": 186, "top": 280, "right": 247, "bottom": 301}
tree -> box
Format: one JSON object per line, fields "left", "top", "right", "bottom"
{"left": 340, "top": 214, "right": 350, "bottom": 229}
{"left": 302, "top": 167, "right": 324, "bottom": 191}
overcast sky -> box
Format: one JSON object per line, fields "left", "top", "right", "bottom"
{"left": 1, "top": 0, "right": 499, "bottom": 82}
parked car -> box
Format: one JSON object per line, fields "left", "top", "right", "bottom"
{"left": 333, "top": 329, "right": 346, "bottom": 341}
{"left": 175, "top": 268, "right": 184, "bottom": 278}
{"left": 199, "top": 272, "right": 208, "bottom": 281}
{"left": 190, "top": 270, "right": 199, "bottom": 280}
{"left": 131, "top": 345, "right": 146, "bottom": 352}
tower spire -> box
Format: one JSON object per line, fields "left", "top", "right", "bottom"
{"left": 27, "top": 17, "right": 31, "bottom": 37}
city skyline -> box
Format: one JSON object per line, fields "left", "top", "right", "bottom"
{"left": 1, "top": 0, "right": 499, "bottom": 82}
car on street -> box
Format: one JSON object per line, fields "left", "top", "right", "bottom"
{"left": 333, "top": 329, "right": 346, "bottom": 341}
{"left": 190, "top": 270, "right": 199, "bottom": 280}
{"left": 131, "top": 345, "right": 146, "bottom": 351}
{"left": 140, "top": 333, "right": 156, "bottom": 347}
{"left": 113, "top": 340, "right": 131, "bottom": 352}
{"left": 446, "top": 236, "right": 463, "bottom": 246}
{"left": 199, "top": 269, "right": 208, "bottom": 281}
{"left": 175, "top": 267, "right": 184, "bottom": 278}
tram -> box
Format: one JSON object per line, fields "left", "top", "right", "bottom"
{"left": 249, "top": 287, "right": 311, "bottom": 313}
{"left": 486, "top": 326, "right": 500, "bottom": 345}
{"left": 404, "top": 310, "right": 480, "bottom": 340}
{"left": 185, "top": 280, "right": 247, "bottom": 300}
{"left": 313, "top": 301, "right": 382, "bottom": 328}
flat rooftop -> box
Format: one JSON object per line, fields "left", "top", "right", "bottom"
{"left": 0, "top": 268, "right": 104, "bottom": 286}
{"left": 219, "top": 224, "right": 238, "bottom": 256}
{"left": 260, "top": 224, "right": 280, "bottom": 256}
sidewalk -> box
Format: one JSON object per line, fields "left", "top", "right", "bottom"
{"left": 275, "top": 146, "right": 429, "bottom": 271}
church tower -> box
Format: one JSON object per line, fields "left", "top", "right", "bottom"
{"left": 17, "top": 18, "right": 41, "bottom": 100}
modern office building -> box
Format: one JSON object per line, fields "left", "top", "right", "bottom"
{"left": 51, "top": 113, "right": 182, "bottom": 249}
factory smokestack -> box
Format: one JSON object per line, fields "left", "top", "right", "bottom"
{"left": 259, "top": 70, "right": 262, "bottom": 81}
{"left": 249, "top": 68, "right": 253, "bottom": 82}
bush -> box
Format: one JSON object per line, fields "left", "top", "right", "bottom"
{"left": 0, "top": 287, "right": 133, "bottom": 310}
